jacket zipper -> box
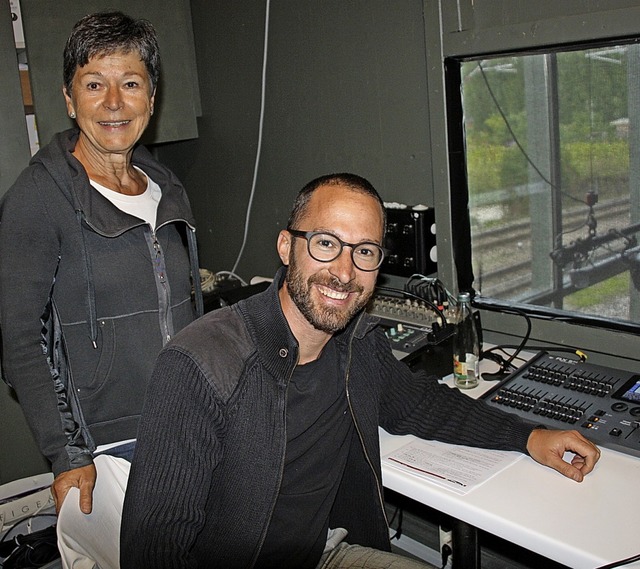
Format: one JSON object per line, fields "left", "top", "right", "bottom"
{"left": 251, "top": 353, "right": 299, "bottom": 566}
{"left": 150, "top": 230, "right": 172, "bottom": 344}
{"left": 79, "top": 216, "right": 193, "bottom": 345}
{"left": 344, "top": 313, "right": 390, "bottom": 531}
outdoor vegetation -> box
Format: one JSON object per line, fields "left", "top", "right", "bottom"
{"left": 459, "top": 45, "right": 637, "bottom": 323}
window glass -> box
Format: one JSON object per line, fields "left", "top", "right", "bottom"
{"left": 460, "top": 43, "right": 640, "bottom": 328}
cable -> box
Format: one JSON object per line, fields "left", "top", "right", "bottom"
{"left": 476, "top": 61, "right": 585, "bottom": 207}
{"left": 594, "top": 553, "right": 640, "bottom": 569}
{"left": 388, "top": 507, "right": 403, "bottom": 540}
{"left": 375, "top": 285, "right": 448, "bottom": 323}
{"left": 387, "top": 505, "right": 400, "bottom": 528}
{"left": 0, "top": 514, "right": 58, "bottom": 569}
{"left": 484, "top": 344, "right": 588, "bottom": 363}
{"left": 230, "top": 0, "right": 270, "bottom": 277}
{"left": 214, "top": 270, "right": 248, "bottom": 287}
{"left": 440, "top": 542, "right": 452, "bottom": 569}
{"left": 476, "top": 306, "right": 532, "bottom": 380}
{"left": 481, "top": 350, "right": 518, "bottom": 380}
{"left": 484, "top": 345, "right": 529, "bottom": 367}
{"left": 406, "top": 274, "right": 456, "bottom": 308}
{"left": 476, "top": 59, "right": 596, "bottom": 254}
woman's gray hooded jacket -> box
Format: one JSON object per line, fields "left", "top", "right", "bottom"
{"left": 0, "top": 128, "right": 202, "bottom": 476}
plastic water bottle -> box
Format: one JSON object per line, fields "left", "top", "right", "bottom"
{"left": 453, "top": 292, "right": 479, "bottom": 389}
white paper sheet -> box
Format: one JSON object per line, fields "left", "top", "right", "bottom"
{"left": 383, "top": 439, "right": 523, "bottom": 495}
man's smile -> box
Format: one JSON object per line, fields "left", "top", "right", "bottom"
{"left": 316, "top": 284, "right": 350, "bottom": 300}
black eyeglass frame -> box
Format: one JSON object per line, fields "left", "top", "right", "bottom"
{"left": 287, "top": 228, "right": 387, "bottom": 272}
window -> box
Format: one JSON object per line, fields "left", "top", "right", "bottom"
{"left": 448, "top": 40, "right": 640, "bottom": 332}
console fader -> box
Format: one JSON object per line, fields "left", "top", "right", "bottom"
{"left": 482, "top": 352, "right": 640, "bottom": 459}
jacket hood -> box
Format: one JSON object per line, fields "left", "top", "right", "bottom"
{"left": 31, "top": 128, "right": 197, "bottom": 235}
{"left": 29, "top": 129, "right": 82, "bottom": 210}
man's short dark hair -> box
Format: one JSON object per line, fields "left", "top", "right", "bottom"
{"left": 287, "top": 173, "right": 386, "bottom": 231}
{"left": 63, "top": 11, "right": 160, "bottom": 95}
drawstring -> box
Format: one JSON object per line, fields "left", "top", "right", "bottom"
{"left": 76, "top": 210, "right": 98, "bottom": 348}
{"left": 188, "top": 227, "right": 204, "bottom": 318}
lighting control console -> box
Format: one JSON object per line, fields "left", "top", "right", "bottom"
{"left": 482, "top": 352, "right": 640, "bottom": 459}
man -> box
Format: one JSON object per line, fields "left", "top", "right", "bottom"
{"left": 120, "top": 173, "right": 600, "bottom": 568}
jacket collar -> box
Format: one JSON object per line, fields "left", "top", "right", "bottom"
{"left": 237, "top": 267, "right": 379, "bottom": 381}
{"left": 36, "top": 129, "right": 195, "bottom": 236}
{"left": 238, "top": 267, "right": 299, "bottom": 382}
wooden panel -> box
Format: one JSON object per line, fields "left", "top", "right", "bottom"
{"left": 19, "top": 69, "right": 31, "bottom": 106}
{"left": 20, "top": 0, "right": 199, "bottom": 147}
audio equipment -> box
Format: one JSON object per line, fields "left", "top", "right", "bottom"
{"left": 382, "top": 203, "right": 437, "bottom": 278}
{"left": 368, "top": 292, "right": 453, "bottom": 358}
{"left": 482, "top": 352, "right": 640, "bottom": 459}
{"left": 367, "top": 292, "right": 457, "bottom": 379}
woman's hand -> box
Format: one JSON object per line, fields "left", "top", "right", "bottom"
{"left": 52, "top": 463, "right": 97, "bottom": 514}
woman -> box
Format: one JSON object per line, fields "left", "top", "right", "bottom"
{"left": 0, "top": 11, "right": 202, "bottom": 567}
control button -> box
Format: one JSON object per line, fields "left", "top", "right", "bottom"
{"left": 610, "top": 428, "right": 622, "bottom": 437}
{"left": 581, "top": 422, "right": 593, "bottom": 429}
{"left": 594, "top": 409, "right": 606, "bottom": 416}
{"left": 630, "top": 407, "right": 640, "bottom": 417}
{"left": 611, "top": 402, "right": 629, "bottom": 413}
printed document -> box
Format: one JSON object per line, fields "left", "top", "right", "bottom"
{"left": 383, "top": 439, "right": 523, "bottom": 495}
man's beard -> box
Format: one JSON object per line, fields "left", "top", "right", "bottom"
{"left": 285, "top": 252, "right": 373, "bottom": 334}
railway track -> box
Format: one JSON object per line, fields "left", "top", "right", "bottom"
{"left": 471, "top": 197, "right": 630, "bottom": 299}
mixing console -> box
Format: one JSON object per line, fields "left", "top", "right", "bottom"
{"left": 482, "top": 351, "right": 640, "bottom": 459}
{"left": 368, "top": 293, "right": 454, "bottom": 357}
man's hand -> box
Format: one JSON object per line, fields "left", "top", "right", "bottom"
{"left": 52, "top": 463, "right": 97, "bottom": 514}
{"left": 526, "top": 428, "right": 601, "bottom": 482}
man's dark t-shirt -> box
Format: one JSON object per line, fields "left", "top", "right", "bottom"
{"left": 256, "top": 338, "right": 354, "bottom": 568}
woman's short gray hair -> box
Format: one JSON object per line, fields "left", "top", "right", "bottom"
{"left": 63, "top": 11, "right": 160, "bottom": 95}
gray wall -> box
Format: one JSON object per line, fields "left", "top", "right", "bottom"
{"left": 158, "top": 0, "right": 640, "bottom": 370}
{"left": 157, "top": 0, "right": 434, "bottom": 280}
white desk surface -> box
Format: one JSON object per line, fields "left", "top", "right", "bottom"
{"left": 380, "top": 369, "right": 640, "bottom": 569}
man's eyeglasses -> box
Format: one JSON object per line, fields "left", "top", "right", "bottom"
{"left": 287, "top": 229, "right": 386, "bottom": 272}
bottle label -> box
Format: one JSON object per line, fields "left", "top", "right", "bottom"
{"left": 453, "top": 353, "right": 479, "bottom": 388}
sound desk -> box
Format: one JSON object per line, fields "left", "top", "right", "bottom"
{"left": 482, "top": 351, "right": 640, "bottom": 459}
{"left": 368, "top": 293, "right": 453, "bottom": 353}
{"left": 368, "top": 292, "right": 455, "bottom": 378}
